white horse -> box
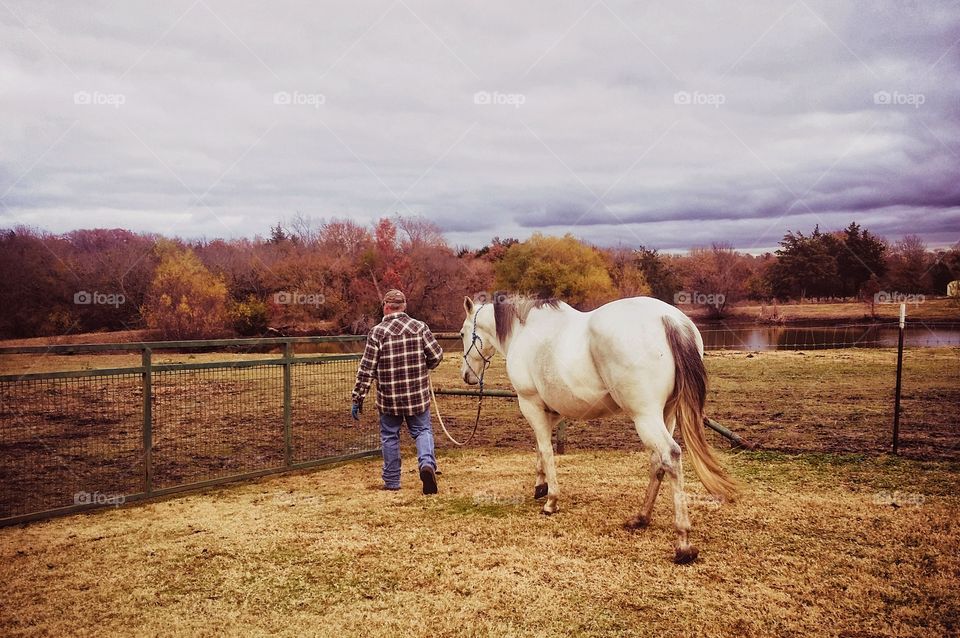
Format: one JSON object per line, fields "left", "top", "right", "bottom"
{"left": 459, "top": 292, "right": 737, "bottom": 564}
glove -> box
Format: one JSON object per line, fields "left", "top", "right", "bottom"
{"left": 351, "top": 402, "right": 361, "bottom": 421}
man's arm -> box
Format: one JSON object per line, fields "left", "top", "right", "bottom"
{"left": 423, "top": 327, "right": 444, "bottom": 370}
{"left": 352, "top": 331, "right": 381, "bottom": 407}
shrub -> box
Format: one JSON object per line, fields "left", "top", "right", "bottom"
{"left": 143, "top": 242, "right": 229, "bottom": 339}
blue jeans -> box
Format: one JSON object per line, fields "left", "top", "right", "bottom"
{"left": 379, "top": 408, "right": 436, "bottom": 488}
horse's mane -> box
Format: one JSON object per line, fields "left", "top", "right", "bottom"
{"left": 492, "top": 291, "right": 562, "bottom": 345}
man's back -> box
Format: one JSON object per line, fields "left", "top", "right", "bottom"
{"left": 354, "top": 312, "right": 443, "bottom": 415}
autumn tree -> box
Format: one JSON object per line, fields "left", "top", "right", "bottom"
{"left": 603, "top": 247, "right": 652, "bottom": 298}
{"left": 885, "top": 235, "right": 932, "bottom": 293}
{"left": 66, "top": 228, "right": 158, "bottom": 332}
{"left": 143, "top": 241, "right": 229, "bottom": 339}
{"left": 475, "top": 236, "right": 519, "bottom": 261}
{"left": 681, "top": 243, "right": 751, "bottom": 317}
{"left": 494, "top": 233, "right": 616, "bottom": 307}
{"left": 0, "top": 226, "right": 76, "bottom": 337}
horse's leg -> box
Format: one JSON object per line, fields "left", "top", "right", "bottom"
{"left": 625, "top": 453, "right": 664, "bottom": 530}
{"left": 630, "top": 414, "right": 698, "bottom": 564}
{"left": 534, "top": 451, "right": 548, "bottom": 500}
{"left": 626, "top": 412, "right": 677, "bottom": 529}
{"left": 518, "top": 397, "right": 561, "bottom": 513}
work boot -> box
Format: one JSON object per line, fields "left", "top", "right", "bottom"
{"left": 419, "top": 465, "right": 438, "bottom": 495}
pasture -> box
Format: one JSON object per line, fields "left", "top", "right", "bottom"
{"left": 1, "top": 348, "right": 959, "bottom": 636}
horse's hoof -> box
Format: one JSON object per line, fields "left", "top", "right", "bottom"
{"left": 624, "top": 515, "right": 650, "bottom": 531}
{"left": 540, "top": 506, "right": 558, "bottom": 516}
{"left": 534, "top": 484, "right": 548, "bottom": 500}
{"left": 674, "top": 546, "right": 699, "bottom": 565}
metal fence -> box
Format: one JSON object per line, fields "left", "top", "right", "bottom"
{"left": 1, "top": 321, "right": 957, "bottom": 526}
{"left": 0, "top": 337, "right": 377, "bottom": 526}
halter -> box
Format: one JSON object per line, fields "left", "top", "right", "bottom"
{"left": 463, "top": 302, "right": 493, "bottom": 389}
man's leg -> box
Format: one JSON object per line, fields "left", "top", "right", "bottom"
{"left": 406, "top": 408, "right": 438, "bottom": 494}
{"left": 379, "top": 412, "right": 402, "bottom": 489}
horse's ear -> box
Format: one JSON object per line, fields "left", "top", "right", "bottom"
{"left": 463, "top": 296, "right": 474, "bottom": 315}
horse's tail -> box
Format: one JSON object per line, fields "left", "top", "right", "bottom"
{"left": 662, "top": 316, "right": 738, "bottom": 502}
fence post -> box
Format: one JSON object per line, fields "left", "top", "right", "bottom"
{"left": 892, "top": 303, "right": 905, "bottom": 455}
{"left": 283, "top": 341, "right": 293, "bottom": 467}
{"left": 142, "top": 347, "right": 153, "bottom": 495}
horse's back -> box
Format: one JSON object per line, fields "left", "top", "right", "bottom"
{"left": 586, "top": 297, "right": 693, "bottom": 410}
{"left": 588, "top": 296, "right": 694, "bottom": 346}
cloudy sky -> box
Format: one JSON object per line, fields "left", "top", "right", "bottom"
{"left": 2, "top": 0, "right": 959, "bottom": 251}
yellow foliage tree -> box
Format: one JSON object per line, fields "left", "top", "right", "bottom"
{"left": 494, "top": 233, "right": 617, "bottom": 307}
{"left": 143, "top": 241, "right": 229, "bottom": 339}
{"left": 604, "top": 247, "right": 653, "bottom": 298}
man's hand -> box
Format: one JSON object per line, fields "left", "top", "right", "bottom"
{"left": 351, "top": 402, "right": 361, "bottom": 421}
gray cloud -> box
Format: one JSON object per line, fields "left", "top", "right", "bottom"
{"left": 1, "top": 0, "right": 959, "bottom": 251}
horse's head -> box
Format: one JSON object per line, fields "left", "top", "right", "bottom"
{"left": 460, "top": 296, "right": 496, "bottom": 385}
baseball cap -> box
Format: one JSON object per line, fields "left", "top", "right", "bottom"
{"left": 383, "top": 289, "right": 406, "bottom": 304}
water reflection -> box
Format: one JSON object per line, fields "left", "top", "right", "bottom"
{"left": 695, "top": 323, "right": 960, "bottom": 351}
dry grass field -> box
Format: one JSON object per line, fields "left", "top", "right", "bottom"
{"left": 0, "top": 342, "right": 958, "bottom": 636}
{"left": 1, "top": 450, "right": 958, "bottom": 637}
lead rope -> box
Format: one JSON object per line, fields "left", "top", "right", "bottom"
{"left": 432, "top": 303, "right": 489, "bottom": 447}
{"left": 431, "top": 378, "right": 481, "bottom": 446}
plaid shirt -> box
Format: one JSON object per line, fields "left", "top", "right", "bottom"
{"left": 352, "top": 312, "right": 444, "bottom": 415}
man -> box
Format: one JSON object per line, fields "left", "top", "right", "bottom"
{"left": 351, "top": 289, "right": 444, "bottom": 494}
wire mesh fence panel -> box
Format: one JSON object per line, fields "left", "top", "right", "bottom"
{"left": 152, "top": 365, "right": 284, "bottom": 489}
{"left": 0, "top": 374, "right": 142, "bottom": 519}
{"left": 897, "top": 346, "right": 960, "bottom": 460}
{"left": 698, "top": 323, "right": 894, "bottom": 351}
{"left": 704, "top": 348, "right": 898, "bottom": 455}
{"left": 291, "top": 358, "right": 378, "bottom": 463}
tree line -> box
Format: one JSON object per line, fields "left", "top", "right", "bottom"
{"left": 1, "top": 217, "right": 957, "bottom": 339}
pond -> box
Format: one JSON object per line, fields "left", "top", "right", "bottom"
{"left": 693, "top": 323, "right": 960, "bottom": 351}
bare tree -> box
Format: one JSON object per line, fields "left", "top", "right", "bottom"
{"left": 683, "top": 243, "right": 751, "bottom": 317}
